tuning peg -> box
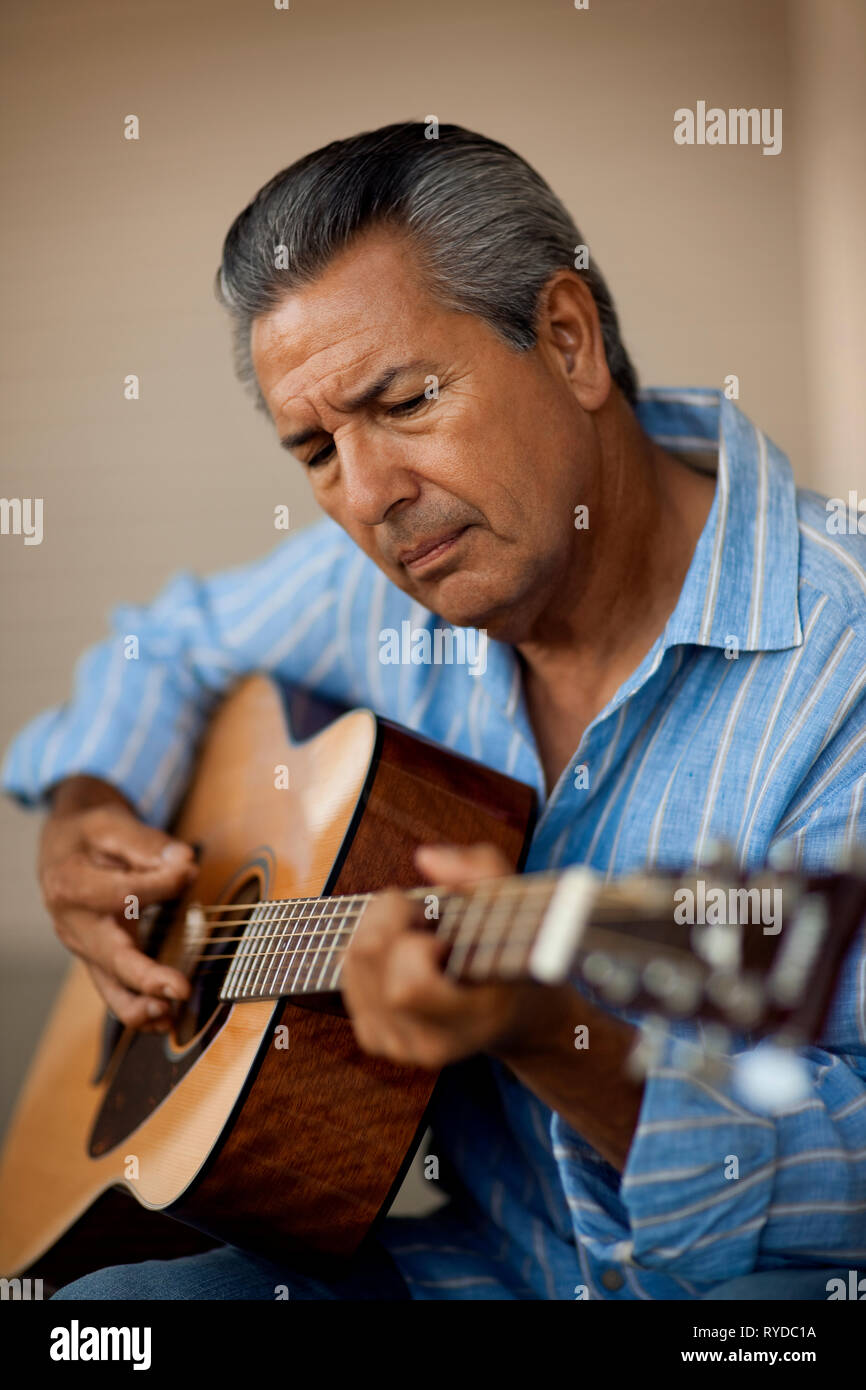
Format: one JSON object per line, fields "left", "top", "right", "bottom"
{"left": 732, "top": 1041, "right": 811, "bottom": 1114}
{"left": 581, "top": 951, "right": 640, "bottom": 1005}
{"left": 684, "top": 1021, "right": 736, "bottom": 1084}
{"left": 625, "top": 1014, "right": 669, "bottom": 1081}
{"left": 705, "top": 969, "right": 765, "bottom": 1028}
{"left": 699, "top": 837, "right": 739, "bottom": 872}
{"left": 767, "top": 841, "right": 797, "bottom": 872}
{"left": 767, "top": 893, "right": 828, "bottom": 1007}
{"left": 834, "top": 845, "right": 866, "bottom": 875}
{"left": 690, "top": 920, "right": 741, "bottom": 971}
{"left": 641, "top": 957, "right": 703, "bottom": 1015}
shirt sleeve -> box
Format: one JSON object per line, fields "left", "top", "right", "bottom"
{"left": 552, "top": 707, "right": 866, "bottom": 1283}
{"left": 1, "top": 517, "right": 355, "bottom": 827}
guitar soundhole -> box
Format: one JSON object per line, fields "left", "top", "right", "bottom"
{"left": 172, "top": 877, "right": 261, "bottom": 1047}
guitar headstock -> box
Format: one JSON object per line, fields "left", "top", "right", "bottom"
{"left": 540, "top": 858, "right": 866, "bottom": 1099}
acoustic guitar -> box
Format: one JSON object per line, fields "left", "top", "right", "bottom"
{"left": 1, "top": 674, "right": 863, "bottom": 1289}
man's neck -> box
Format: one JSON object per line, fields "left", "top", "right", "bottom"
{"left": 517, "top": 417, "right": 717, "bottom": 796}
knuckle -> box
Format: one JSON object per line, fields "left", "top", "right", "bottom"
{"left": 375, "top": 1031, "right": 406, "bottom": 1064}
{"left": 414, "top": 1039, "right": 446, "bottom": 1070}
{"left": 472, "top": 843, "right": 509, "bottom": 874}
{"left": 383, "top": 963, "right": 427, "bottom": 1012}
{"left": 351, "top": 1017, "right": 378, "bottom": 1054}
{"left": 383, "top": 976, "right": 415, "bottom": 1011}
{"left": 350, "top": 923, "right": 385, "bottom": 958}
{"left": 85, "top": 804, "right": 123, "bottom": 832}
{"left": 112, "top": 944, "right": 144, "bottom": 988}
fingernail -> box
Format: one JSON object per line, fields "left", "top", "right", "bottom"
{"left": 161, "top": 843, "right": 190, "bottom": 863}
{"left": 162, "top": 984, "right": 176, "bottom": 1000}
{"left": 147, "top": 1000, "right": 167, "bottom": 1018}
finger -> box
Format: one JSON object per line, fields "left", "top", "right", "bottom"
{"left": 57, "top": 908, "right": 190, "bottom": 1001}
{"left": 382, "top": 931, "right": 462, "bottom": 1017}
{"left": 44, "top": 850, "right": 197, "bottom": 915}
{"left": 84, "top": 809, "right": 196, "bottom": 873}
{"left": 348, "top": 890, "right": 414, "bottom": 954}
{"left": 87, "top": 962, "right": 172, "bottom": 1031}
{"left": 415, "top": 842, "right": 512, "bottom": 886}
{"left": 351, "top": 1013, "right": 419, "bottom": 1064}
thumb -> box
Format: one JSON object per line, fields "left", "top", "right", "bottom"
{"left": 415, "top": 842, "right": 513, "bottom": 887}
{"left": 88, "top": 811, "right": 197, "bottom": 874}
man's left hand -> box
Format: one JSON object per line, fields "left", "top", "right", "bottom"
{"left": 341, "top": 842, "right": 573, "bottom": 1071}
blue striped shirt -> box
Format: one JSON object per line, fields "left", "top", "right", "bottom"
{"left": 4, "top": 388, "right": 866, "bottom": 1299}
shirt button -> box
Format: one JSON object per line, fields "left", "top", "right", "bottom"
{"left": 601, "top": 1268, "right": 624, "bottom": 1291}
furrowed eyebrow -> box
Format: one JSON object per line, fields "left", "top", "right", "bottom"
{"left": 278, "top": 361, "right": 432, "bottom": 452}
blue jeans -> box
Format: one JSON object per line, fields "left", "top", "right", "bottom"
{"left": 50, "top": 1243, "right": 852, "bottom": 1300}
{"left": 51, "top": 1239, "right": 410, "bottom": 1300}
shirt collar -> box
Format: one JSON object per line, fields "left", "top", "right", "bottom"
{"left": 636, "top": 387, "right": 803, "bottom": 653}
{"left": 459, "top": 386, "right": 805, "bottom": 723}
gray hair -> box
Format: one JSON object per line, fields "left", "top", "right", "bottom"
{"left": 215, "top": 121, "right": 638, "bottom": 413}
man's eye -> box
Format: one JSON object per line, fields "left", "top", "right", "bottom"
{"left": 387, "top": 393, "right": 428, "bottom": 417}
{"left": 306, "top": 442, "right": 335, "bottom": 468}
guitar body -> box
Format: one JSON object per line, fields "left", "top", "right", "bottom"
{"left": 0, "top": 675, "right": 536, "bottom": 1282}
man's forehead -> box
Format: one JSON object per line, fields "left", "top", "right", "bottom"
{"left": 251, "top": 229, "right": 437, "bottom": 410}
{"left": 264, "top": 329, "right": 387, "bottom": 423}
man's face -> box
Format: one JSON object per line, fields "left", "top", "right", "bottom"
{"left": 251, "top": 229, "right": 601, "bottom": 641}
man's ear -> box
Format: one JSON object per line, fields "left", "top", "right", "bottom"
{"left": 536, "top": 271, "right": 612, "bottom": 411}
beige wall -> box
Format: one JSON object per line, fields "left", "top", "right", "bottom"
{"left": 789, "top": 0, "right": 866, "bottom": 495}
{"left": 1, "top": 0, "right": 863, "bottom": 976}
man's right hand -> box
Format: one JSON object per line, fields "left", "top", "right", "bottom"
{"left": 39, "top": 776, "right": 196, "bottom": 1031}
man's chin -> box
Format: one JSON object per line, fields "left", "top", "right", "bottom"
{"left": 387, "top": 559, "right": 525, "bottom": 637}
{"left": 424, "top": 580, "right": 517, "bottom": 638}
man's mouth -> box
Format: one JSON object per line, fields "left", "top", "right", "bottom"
{"left": 397, "top": 526, "right": 470, "bottom": 573}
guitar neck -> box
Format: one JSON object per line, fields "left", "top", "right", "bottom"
{"left": 215, "top": 870, "right": 567, "bottom": 1002}
{"left": 200, "top": 863, "right": 866, "bottom": 1046}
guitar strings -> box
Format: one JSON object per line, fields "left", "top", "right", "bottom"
{"left": 185, "top": 876, "right": 557, "bottom": 928}
{"left": 154, "top": 878, "right": 681, "bottom": 991}
{"left": 187, "top": 919, "right": 526, "bottom": 968}
{"left": 185, "top": 903, "right": 550, "bottom": 969}
{"left": 188, "top": 906, "right": 546, "bottom": 989}
{"left": 183, "top": 900, "right": 530, "bottom": 950}
{"left": 188, "top": 901, "right": 666, "bottom": 984}
{"left": 177, "top": 877, "right": 561, "bottom": 949}
{"left": 180, "top": 897, "right": 651, "bottom": 957}
{"left": 183, "top": 890, "right": 554, "bottom": 984}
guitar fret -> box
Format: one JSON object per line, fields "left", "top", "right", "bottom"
{"left": 444, "top": 890, "right": 488, "bottom": 979}
{"left": 248, "top": 899, "right": 278, "bottom": 999}
{"left": 467, "top": 888, "right": 525, "bottom": 980}
{"left": 435, "top": 895, "right": 464, "bottom": 950}
{"left": 329, "top": 897, "right": 364, "bottom": 990}
{"left": 298, "top": 900, "right": 351, "bottom": 992}
{"left": 496, "top": 884, "right": 537, "bottom": 978}
{"left": 222, "top": 902, "right": 262, "bottom": 999}
{"left": 277, "top": 898, "right": 310, "bottom": 995}
{"left": 293, "top": 900, "right": 325, "bottom": 993}
{"left": 262, "top": 898, "right": 293, "bottom": 998}
{"left": 242, "top": 899, "right": 275, "bottom": 998}
{"left": 314, "top": 897, "right": 356, "bottom": 991}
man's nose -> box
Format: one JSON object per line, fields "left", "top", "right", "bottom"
{"left": 338, "top": 435, "right": 419, "bottom": 526}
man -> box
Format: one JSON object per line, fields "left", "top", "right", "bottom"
{"left": 4, "top": 122, "right": 865, "bottom": 1301}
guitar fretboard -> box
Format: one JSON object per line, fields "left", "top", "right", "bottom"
{"left": 208, "top": 873, "right": 590, "bottom": 1001}
{"left": 175, "top": 864, "right": 866, "bottom": 1048}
